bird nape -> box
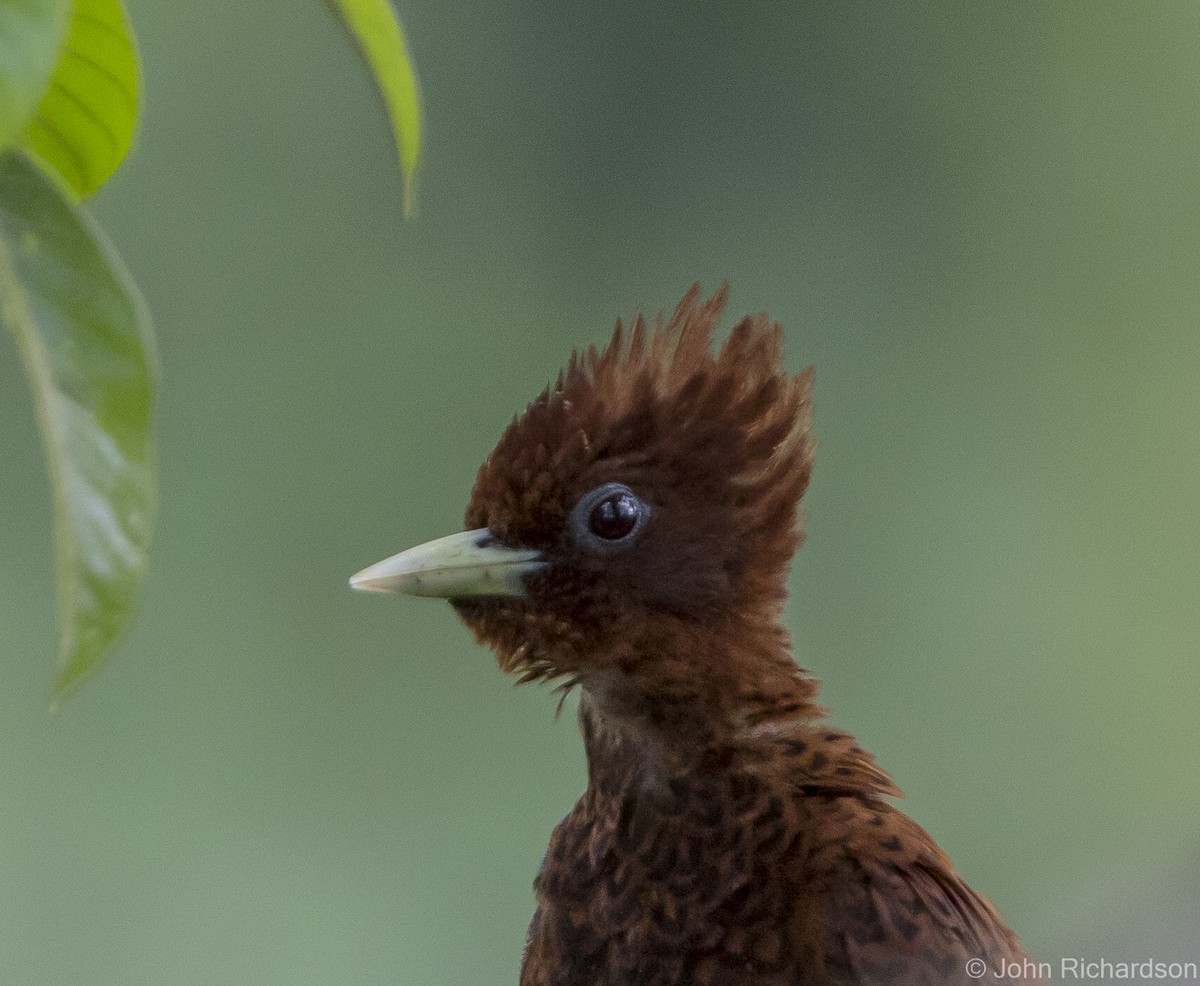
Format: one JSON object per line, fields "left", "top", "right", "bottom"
{"left": 351, "top": 284, "right": 1039, "bottom": 986}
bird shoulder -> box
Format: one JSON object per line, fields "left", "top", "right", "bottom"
{"left": 796, "top": 795, "right": 1038, "bottom": 985}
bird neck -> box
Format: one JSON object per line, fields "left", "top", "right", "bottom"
{"left": 575, "top": 615, "right": 829, "bottom": 797}
{"left": 576, "top": 687, "right": 900, "bottom": 822}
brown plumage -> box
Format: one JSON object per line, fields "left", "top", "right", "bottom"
{"left": 352, "top": 285, "right": 1039, "bottom": 985}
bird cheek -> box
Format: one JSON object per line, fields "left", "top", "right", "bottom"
{"left": 626, "top": 545, "right": 732, "bottom": 617}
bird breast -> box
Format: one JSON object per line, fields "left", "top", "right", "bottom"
{"left": 529, "top": 764, "right": 806, "bottom": 983}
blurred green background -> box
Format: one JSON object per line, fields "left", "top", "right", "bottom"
{"left": 2, "top": 1, "right": 1198, "bottom": 982}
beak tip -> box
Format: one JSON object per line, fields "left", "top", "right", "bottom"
{"left": 349, "top": 568, "right": 389, "bottom": 593}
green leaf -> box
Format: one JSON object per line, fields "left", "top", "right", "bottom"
{"left": 328, "top": 0, "right": 421, "bottom": 217}
{"left": 21, "top": 0, "right": 140, "bottom": 199}
{"left": 0, "top": 0, "right": 70, "bottom": 147}
{"left": 0, "top": 150, "right": 155, "bottom": 702}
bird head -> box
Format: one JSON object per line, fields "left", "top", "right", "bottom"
{"left": 352, "top": 285, "right": 816, "bottom": 729}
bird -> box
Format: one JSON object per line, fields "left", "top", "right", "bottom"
{"left": 351, "top": 285, "right": 1039, "bottom": 985}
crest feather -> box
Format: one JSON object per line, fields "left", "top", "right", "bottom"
{"left": 566, "top": 284, "right": 814, "bottom": 508}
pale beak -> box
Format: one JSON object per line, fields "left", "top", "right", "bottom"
{"left": 349, "top": 528, "right": 546, "bottom": 598}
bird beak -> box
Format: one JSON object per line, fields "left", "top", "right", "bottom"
{"left": 349, "top": 528, "right": 546, "bottom": 598}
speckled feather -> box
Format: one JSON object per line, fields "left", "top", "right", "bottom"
{"left": 449, "top": 286, "right": 1037, "bottom": 985}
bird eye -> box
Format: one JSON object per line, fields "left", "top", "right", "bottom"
{"left": 569, "top": 483, "right": 649, "bottom": 550}
{"left": 589, "top": 491, "right": 639, "bottom": 540}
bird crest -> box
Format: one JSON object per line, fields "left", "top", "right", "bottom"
{"left": 561, "top": 282, "right": 815, "bottom": 507}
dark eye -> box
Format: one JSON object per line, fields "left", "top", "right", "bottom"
{"left": 569, "top": 482, "right": 650, "bottom": 550}
{"left": 589, "top": 491, "right": 639, "bottom": 540}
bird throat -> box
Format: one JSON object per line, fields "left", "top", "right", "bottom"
{"left": 576, "top": 653, "right": 825, "bottom": 805}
